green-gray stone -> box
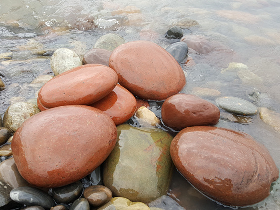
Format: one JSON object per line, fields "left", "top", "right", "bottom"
{"left": 215, "top": 96, "right": 258, "bottom": 115}
{"left": 103, "top": 124, "right": 173, "bottom": 203}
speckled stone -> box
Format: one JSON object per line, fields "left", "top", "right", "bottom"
{"left": 83, "top": 185, "right": 112, "bottom": 207}
{"left": 50, "top": 48, "right": 82, "bottom": 76}
{"left": 94, "top": 33, "right": 125, "bottom": 51}
{"left": 103, "top": 124, "right": 173, "bottom": 203}
{"left": 161, "top": 94, "right": 220, "bottom": 130}
{"left": 216, "top": 96, "right": 258, "bottom": 115}
{"left": 11, "top": 105, "right": 117, "bottom": 188}
{"left": 82, "top": 48, "right": 111, "bottom": 66}
{"left": 109, "top": 41, "right": 186, "bottom": 100}
{"left": 3, "top": 102, "right": 40, "bottom": 132}
{"left": 91, "top": 84, "right": 137, "bottom": 125}
{"left": 170, "top": 126, "right": 279, "bottom": 206}
{"left": 38, "top": 64, "right": 118, "bottom": 109}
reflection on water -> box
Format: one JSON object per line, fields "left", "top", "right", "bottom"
{"left": 1, "top": 0, "right": 280, "bottom": 209}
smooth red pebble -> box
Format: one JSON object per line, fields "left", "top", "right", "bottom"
{"left": 82, "top": 48, "right": 112, "bottom": 66}
{"left": 38, "top": 64, "right": 118, "bottom": 109}
{"left": 170, "top": 126, "right": 279, "bottom": 206}
{"left": 91, "top": 84, "right": 136, "bottom": 125}
{"left": 161, "top": 94, "right": 220, "bottom": 130}
{"left": 37, "top": 98, "right": 48, "bottom": 111}
{"left": 136, "top": 99, "right": 149, "bottom": 110}
{"left": 11, "top": 105, "right": 117, "bottom": 188}
{"left": 109, "top": 40, "right": 186, "bottom": 100}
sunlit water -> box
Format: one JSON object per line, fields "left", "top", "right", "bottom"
{"left": 1, "top": 0, "right": 280, "bottom": 209}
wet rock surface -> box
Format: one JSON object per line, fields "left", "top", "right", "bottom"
{"left": 161, "top": 94, "right": 220, "bottom": 130}
{"left": 69, "top": 198, "right": 90, "bottom": 210}
{"left": 52, "top": 181, "right": 83, "bottom": 204}
{"left": 11, "top": 105, "right": 117, "bottom": 188}
{"left": 165, "top": 42, "right": 188, "bottom": 63}
{"left": 97, "top": 197, "right": 150, "bottom": 210}
{"left": 170, "top": 126, "right": 279, "bottom": 206}
{"left": 83, "top": 185, "right": 112, "bottom": 207}
{"left": 109, "top": 40, "right": 186, "bottom": 100}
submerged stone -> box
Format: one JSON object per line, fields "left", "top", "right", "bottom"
{"left": 98, "top": 197, "right": 150, "bottom": 210}
{"left": 165, "top": 42, "right": 188, "bottom": 63}
{"left": 94, "top": 33, "right": 125, "bottom": 51}
{"left": 103, "top": 124, "right": 173, "bottom": 203}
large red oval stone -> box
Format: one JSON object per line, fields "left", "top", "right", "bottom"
{"left": 38, "top": 64, "right": 118, "bottom": 109}
{"left": 170, "top": 126, "right": 279, "bottom": 206}
{"left": 11, "top": 105, "right": 117, "bottom": 188}
{"left": 91, "top": 84, "right": 137, "bottom": 125}
{"left": 109, "top": 41, "right": 186, "bottom": 100}
{"left": 161, "top": 94, "right": 220, "bottom": 130}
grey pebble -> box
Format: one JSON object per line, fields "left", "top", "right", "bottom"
{"left": 52, "top": 181, "right": 83, "bottom": 204}
{"left": 166, "top": 42, "right": 188, "bottom": 63}
{"left": 69, "top": 198, "right": 90, "bottom": 210}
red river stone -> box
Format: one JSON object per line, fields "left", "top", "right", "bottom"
{"left": 109, "top": 41, "right": 186, "bottom": 100}
{"left": 161, "top": 94, "right": 220, "bottom": 130}
{"left": 170, "top": 126, "right": 279, "bottom": 206}
{"left": 91, "top": 84, "right": 137, "bottom": 125}
{"left": 38, "top": 64, "right": 118, "bottom": 109}
{"left": 11, "top": 105, "right": 117, "bottom": 188}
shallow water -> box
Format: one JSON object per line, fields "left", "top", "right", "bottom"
{"left": 1, "top": 0, "right": 280, "bottom": 209}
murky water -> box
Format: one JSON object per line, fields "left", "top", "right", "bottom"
{"left": 1, "top": 0, "right": 280, "bottom": 209}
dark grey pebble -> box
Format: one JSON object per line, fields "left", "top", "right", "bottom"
{"left": 21, "top": 206, "right": 45, "bottom": 210}
{"left": 52, "top": 181, "right": 83, "bottom": 204}
{"left": 90, "top": 166, "right": 102, "bottom": 185}
{"left": 165, "top": 26, "right": 183, "bottom": 39}
{"left": 166, "top": 42, "right": 188, "bottom": 63}
{"left": 10, "top": 186, "right": 55, "bottom": 209}
{"left": 0, "top": 180, "right": 12, "bottom": 207}
{"left": 69, "top": 198, "right": 90, "bottom": 210}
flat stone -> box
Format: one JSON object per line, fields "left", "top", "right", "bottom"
{"left": 94, "top": 33, "right": 125, "bottom": 51}
{"left": 161, "top": 94, "right": 220, "bottom": 130}
{"left": 52, "top": 181, "right": 83, "bottom": 203}
{"left": 31, "top": 75, "right": 53, "bottom": 84}
{"left": 165, "top": 42, "right": 188, "bottom": 63}
{"left": 10, "top": 186, "right": 55, "bottom": 209}
{"left": 216, "top": 96, "right": 258, "bottom": 115}
{"left": 170, "top": 126, "right": 279, "bottom": 206}
{"left": 103, "top": 124, "right": 173, "bottom": 203}
{"left": 109, "top": 41, "right": 186, "bottom": 100}
{"left": 3, "top": 102, "right": 40, "bottom": 132}
{"left": 51, "top": 48, "right": 82, "bottom": 76}
{"left": 82, "top": 48, "right": 112, "bottom": 66}
{"left": 11, "top": 105, "right": 117, "bottom": 188}
{"left": 191, "top": 87, "right": 221, "bottom": 97}
{"left": 38, "top": 64, "right": 118, "bottom": 109}
{"left": 0, "top": 158, "right": 30, "bottom": 189}
{"left": 83, "top": 185, "right": 112, "bottom": 207}
{"left": 91, "top": 84, "right": 137, "bottom": 125}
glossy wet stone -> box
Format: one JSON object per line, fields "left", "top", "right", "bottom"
{"left": 170, "top": 126, "right": 279, "bottom": 206}
{"left": 109, "top": 40, "right": 186, "bottom": 100}
{"left": 38, "top": 64, "right": 118, "bottom": 109}
{"left": 83, "top": 48, "right": 112, "bottom": 66}
{"left": 103, "top": 124, "right": 173, "bottom": 203}
{"left": 89, "top": 166, "right": 102, "bottom": 185}
{"left": 10, "top": 186, "right": 55, "bottom": 209}
{"left": 215, "top": 96, "right": 258, "bottom": 115}
{"left": 3, "top": 102, "right": 40, "bottom": 132}
{"left": 91, "top": 84, "right": 137, "bottom": 125}
{"left": 51, "top": 205, "right": 67, "bottom": 210}
{"left": 98, "top": 197, "right": 150, "bottom": 210}
{"left": 165, "top": 42, "right": 188, "bottom": 63}
{"left": 0, "top": 158, "right": 29, "bottom": 189}
{"left": 51, "top": 48, "right": 82, "bottom": 76}
{"left": 83, "top": 185, "right": 112, "bottom": 207}
{"left": 135, "top": 106, "right": 160, "bottom": 126}
{"left": 148, "top": 195, "right": 185, "bottom": 210}
{"left": 0, "top": 127, "right": 12, "bottom": 145}
{"left": 0, "top": 180, "right": 12, "bottom": 207}
{"left": 11, "top": 105, "right": 117, "bottom": 188}
{"left": 0, "top": 144, "right": 12, "bottom": 156}
{"left": 70, "top": 198, "right": 90, "bottom": 210}
{"left": 161, "top": 94, "right": 220, "bottom": 130}
{"left": 52, "top": 181, "right": 83, "bottom": 203}
{"left": 165, "top": 26, "right": 184, "bottom": 39}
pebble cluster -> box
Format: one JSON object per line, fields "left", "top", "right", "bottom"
{"left": 0, "top": 27, "right": 279, "bottom": 210}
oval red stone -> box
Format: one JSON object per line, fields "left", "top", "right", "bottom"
{"left": 161, "top": 94, "right": 220, "bottom": 130}
{"left": 170, "top": 126, "right": 279, "bottom": 206}
{"left": 109, "top": 41, "right": 186, "bottom": 100}
{"left": 11, "top": 105, "right": 117, "bottom": 188}
{"left": 91, "top": 84, "right": 137, "bottom": 125}
{"left": 38, "top": 64, "right": 118, "bottom": 108}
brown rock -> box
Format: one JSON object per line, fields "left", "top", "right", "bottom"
{"left": 82, "top": 48, "right": 112, "bottom": 66}
{"left": 91, "top": 84, "right": 136, "bottom": 125}
{"left": 38, "top": 64, "right": 118, "bottom": 109}
{"left": 170, "top": 126, "right": 279, "bottom": 206}
{"left": 0, "top": 127, "right": 12, "bottom": 145}
{"left": 11, "top": 105, "right": 117, "bottom": 188}
{"left": 161, "top": 94, "right": 220, "bottom": 130}
{"left": 109, "top": 41, "right": 186, "bottom": 100}
{"left": 83, "top": 185, "right": 112, "bottom": 207}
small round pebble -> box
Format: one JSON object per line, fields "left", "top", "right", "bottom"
{"left": 69, "top": 198, "right": 90, "bottom": 210}
{"left": 10, "top": 186, "right": 55, "bottom": 209}
{"left": 165, "top": 42, "right": 188, "bottom": 63}
{"left": 83, "top": 185, "right": 112, "bottom": 207}
{"left": 0, "top": 144, "right": 12, "bottom": 156}
{"left": 94, "top": 33, "right": 125, "bottom": 51}
{"left": 165, "top": 26, "right": 183, "bottom": 39}
{"left": 216, "top": 96, "right": 258, "bottom": 115}
{"left": 52, "top": 181, "right": 83, "bottom": 203}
